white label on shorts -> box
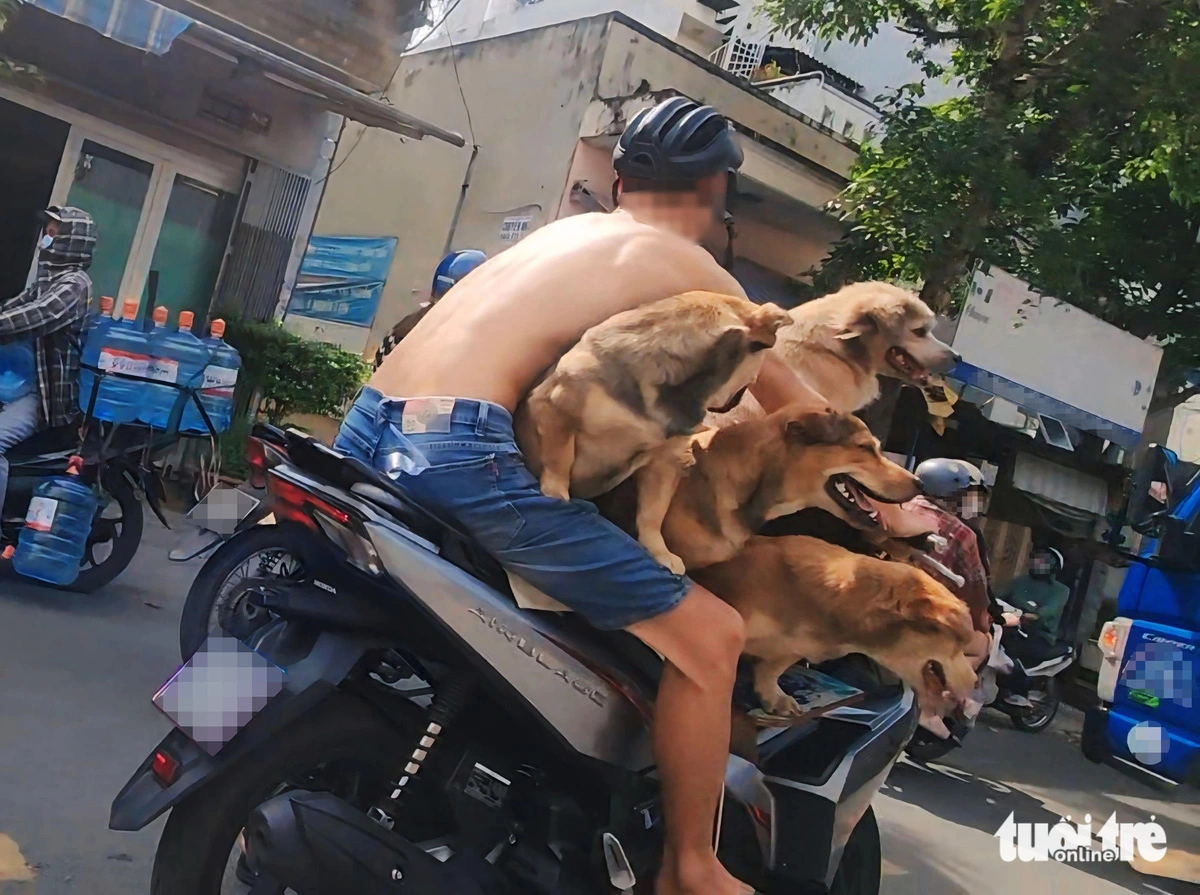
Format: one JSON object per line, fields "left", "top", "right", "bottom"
{"left": 401, "top": 397, "right": 456, "bottom": 434}
{"left": 98, "top": 348, "right": 150, "bottom": 378}
{"left": 25, "top": 496, "right": 58, "bottom": 533}
{"left": 146, "top": 358, "right": 179, "bottom": 384}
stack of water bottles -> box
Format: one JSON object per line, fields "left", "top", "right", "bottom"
{"left": 78, "top": 300, "right": 240, "bottom": 435}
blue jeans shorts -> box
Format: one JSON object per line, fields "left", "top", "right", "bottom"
{"left": 334, "top": 387, "right": 691, "bottom": 630}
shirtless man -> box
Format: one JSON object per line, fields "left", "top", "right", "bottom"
{"left": 336, "top": 97, "right": 821, "bottom": 895}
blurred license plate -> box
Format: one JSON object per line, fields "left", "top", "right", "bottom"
{"left": 190, "top": 486, "right": 260, "bottom": 535}
{"left": 153, "top": 636, "right": 286, "bottom": 755}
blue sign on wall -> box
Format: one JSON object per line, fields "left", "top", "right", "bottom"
{"left": 287, "top": 235, "right": 399, "bottom": 328}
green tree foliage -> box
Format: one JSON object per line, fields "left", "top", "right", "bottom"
{"left": 766, "top": 0, "right": 1200, "bottom": 405}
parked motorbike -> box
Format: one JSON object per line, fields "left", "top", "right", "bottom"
{"left": 113, "top": 424, "right": 917, "bottom": 894}
{"left": 906, "top": 610, "right": 1074, "bottom": 763}
{"left": 2, "top": 424, "right": 169, "bottom": 592}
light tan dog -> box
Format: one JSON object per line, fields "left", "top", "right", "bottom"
{"left": 694, "top": 535, "right": 978, "bottom": 720}
{"left": 599, "top": 405, "right": 922, "bottom": 571}
{"left": 515, "top": 291, "right": 791, "bottom": 573}
{"left": 713, "top": 282, "right": 958, "bottom": 423}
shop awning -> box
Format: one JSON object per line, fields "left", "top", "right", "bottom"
{"left": 950, "top": 361, "right": 1143, "bottom": 448}
{"left": 22, "top": 0, "right": 465, "bottom": 145}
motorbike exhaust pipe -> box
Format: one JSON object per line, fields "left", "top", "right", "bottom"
{"left": 244, "top": 790, "right": 492, "bottom": 894}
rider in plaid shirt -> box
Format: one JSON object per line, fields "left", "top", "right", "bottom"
{"left": 0, "top": 207, "right": 95, "bottom": 520}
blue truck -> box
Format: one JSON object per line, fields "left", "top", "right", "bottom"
{"left": 1083, "top": 444, "right": 1200, "bottom": 788}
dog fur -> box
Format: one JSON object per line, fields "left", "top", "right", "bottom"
{"left": 694, "top": 535, "right": 978, "bottom": 720}
{"left": 599, "top": 405, "right": 922, "bottom": 571}
{"left": 712, "top": 282, "right": 957, "bottom": 424}
{"left": 515, "top": 291, "right": 791, "bottom": 573}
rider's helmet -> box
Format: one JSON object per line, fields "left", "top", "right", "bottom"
{"left": 915, "top": 458, "right": 987, "bottom": 498}
{"left": 432, "top": 249, "right": 487, "bottom": 299}
{"left": 613, "top": 96, "right": 744, "bottom": 186}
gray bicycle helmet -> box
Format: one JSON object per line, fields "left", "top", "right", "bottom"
{"left": 613, "top": 96, "right": 744, "bottom": 185}
{"left": 915, "top": 458, "right": 986, "bottom": 498}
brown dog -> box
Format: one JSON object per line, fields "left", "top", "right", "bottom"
{"left": 600, "top": 405, "right": 922, "bottom": 571}
{"left": 515, "top": 292, "right": 791, "bottom": 573}
{"left": 712, "top": 282, "right": 958, "bottom": 424}
{"left": 695, "top": 536, "right": 978, "bottom": 721}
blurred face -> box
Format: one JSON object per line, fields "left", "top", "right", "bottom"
{"left": 1030, "top": 551, "right": 1057, "bottom": 577}
{"left": 959, "top": 486, "right": 988, "bottom": 519}
{"left": 619, "top": 171, "right": 728, "bottom": 243}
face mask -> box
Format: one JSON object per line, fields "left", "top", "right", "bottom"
{"left": 38, "top": 234, "right": 53, "bottom": 251}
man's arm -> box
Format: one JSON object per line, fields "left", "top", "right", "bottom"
{"left": 750, "top": 352, "right": 829, "bottom": 413}
{"left": 0, "top": 275, "right": 87, "bottom": 344}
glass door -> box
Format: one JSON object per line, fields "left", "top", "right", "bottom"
{"left": 141, "top": 175, "right": 239, "bottom": 327}
{"left": 64, "top": 140, "right": 155, "bottom": 309}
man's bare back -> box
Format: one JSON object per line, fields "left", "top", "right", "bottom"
{"left": 372, "top": 211, "right": 747, "bottom": 410}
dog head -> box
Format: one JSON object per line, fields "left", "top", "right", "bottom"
{"left": 829, "top": 283, "right": 958, "bottom": 386}
{"left": 765, "top": 407, "right": 922, "bottom": 530}
{"left": 675, "top": 297, "right": 793, "bottom": 417}
{"left": 865, "top": 572, "right": 978, "bottom": 722}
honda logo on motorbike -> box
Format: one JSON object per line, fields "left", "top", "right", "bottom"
{"left": 467, "top": 607, "right": 608, "bottom": 707}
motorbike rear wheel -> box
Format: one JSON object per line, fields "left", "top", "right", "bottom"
{"left": 62, "top": 471, "right": 144, "bottom": 594}
{"left": 151, "top": 695, "right": 415, "bottom": 895}
{"left": 178, "top": 522, "right": 314, "bottom": 659}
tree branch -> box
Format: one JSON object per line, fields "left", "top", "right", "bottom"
{"left": 1150, "top": 384, "right": 1200, "bottom": 413}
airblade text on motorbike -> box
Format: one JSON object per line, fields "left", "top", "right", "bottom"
{"left": 467, "top": 607, "right": 609, "bottom": 707}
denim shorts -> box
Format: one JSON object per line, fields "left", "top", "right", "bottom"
{"left": 334, "top": 387, "right": 691, "bottom": 630}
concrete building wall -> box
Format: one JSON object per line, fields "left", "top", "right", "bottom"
{"left": 439, "top": 0, "right": 726, "bottom": 56}
{"left": 304, "top": 17, "right": 612, "bottom": 354}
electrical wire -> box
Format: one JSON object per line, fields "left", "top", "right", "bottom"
{"left": 445, "top": 20, "right": 476, "bottom": 147}
{"left": 408, "top": 0, "right": 466, "bottom": 53}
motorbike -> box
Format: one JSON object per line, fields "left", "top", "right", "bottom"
{"left": 112, "top": 424, "right": 917, "bottom": 894}
{"left": 2, "top": 423, "right": 170, "bottom": 592}
{"left": 906, "top": 608, "right": 1074, "bottom": 763}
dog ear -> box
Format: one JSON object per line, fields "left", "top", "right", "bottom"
{"left": 784, "top": 410, "right": 858, "bottom": 445}
{"left": 834, "top": 313, "right": 879, "bottom": 342}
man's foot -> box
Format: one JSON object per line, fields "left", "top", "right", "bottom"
{"left": 657, "top": 850, "right": 754, "bottom": 895}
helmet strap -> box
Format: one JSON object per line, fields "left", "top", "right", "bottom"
{"left": 723, "top": 213, "right": 736, "bottom": 271}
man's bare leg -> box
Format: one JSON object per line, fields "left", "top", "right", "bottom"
{"left": 628, "top": 585, "right": 753, "bottom": 895}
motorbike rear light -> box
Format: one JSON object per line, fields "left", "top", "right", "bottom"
{"left": 246, "top": 437, "right": 287, "bottom": 490}
{"left": 151, "top": 749, "right": 180, "bottom": 786}
{"left": 1096, "top": 617, "right": 1132, "bottom": 703}
{"left": 267, "top": 474, "right": 351, "bottom": 528}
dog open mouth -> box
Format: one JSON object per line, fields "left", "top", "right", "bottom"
{"left": 826, "top": 474, "right": 883, "bottom": 527}
{"left": 886, "top": 347, "right": 929, "bottom": 385}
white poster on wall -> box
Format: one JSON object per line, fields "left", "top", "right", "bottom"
{"left": 952, "top": 267, "right": 1163, "bottom": 444}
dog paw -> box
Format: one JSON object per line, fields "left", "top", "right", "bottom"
{"left": 758, "top": 687, "right": 802, "bottom": 718}
{"left": 653, "top": 550, "right": 687, "bottom": 576}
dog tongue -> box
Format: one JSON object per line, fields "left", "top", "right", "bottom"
{"left": 874, "top": 499, "right": 939, "bottom": 538}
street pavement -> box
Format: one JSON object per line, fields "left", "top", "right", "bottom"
{"left": 1, "top": 507, "right": 1197, "bottom": 894}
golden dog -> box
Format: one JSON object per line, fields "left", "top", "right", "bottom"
{"left": 515, "top": 291, "right": 790, "bottom": 573}
{"left": 600, "top": 405, "right": 922, "bottom": 571}
{"left": 695, "top": 536, "right": 978, "bottom": 721}
{"left": 713, "top": 282, "right": 958, "bottom": 424}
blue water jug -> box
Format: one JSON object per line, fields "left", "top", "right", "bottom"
{"left": 183, "top": 318, "right": 240, "bottom": 435}
{"left": 143, "top": 309, "right": 210, "bottom": 430}
{"left": 79, "top": 296, "right": 115, "bottom": 412}
{"left": 0, "top": 340, "right": 36, "bottom": 404}
{"left": 93, "top": 299, "right": 151, "bottom": 424}
{"left": 11, "top": 455, "right": 98, "bottom": 586}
